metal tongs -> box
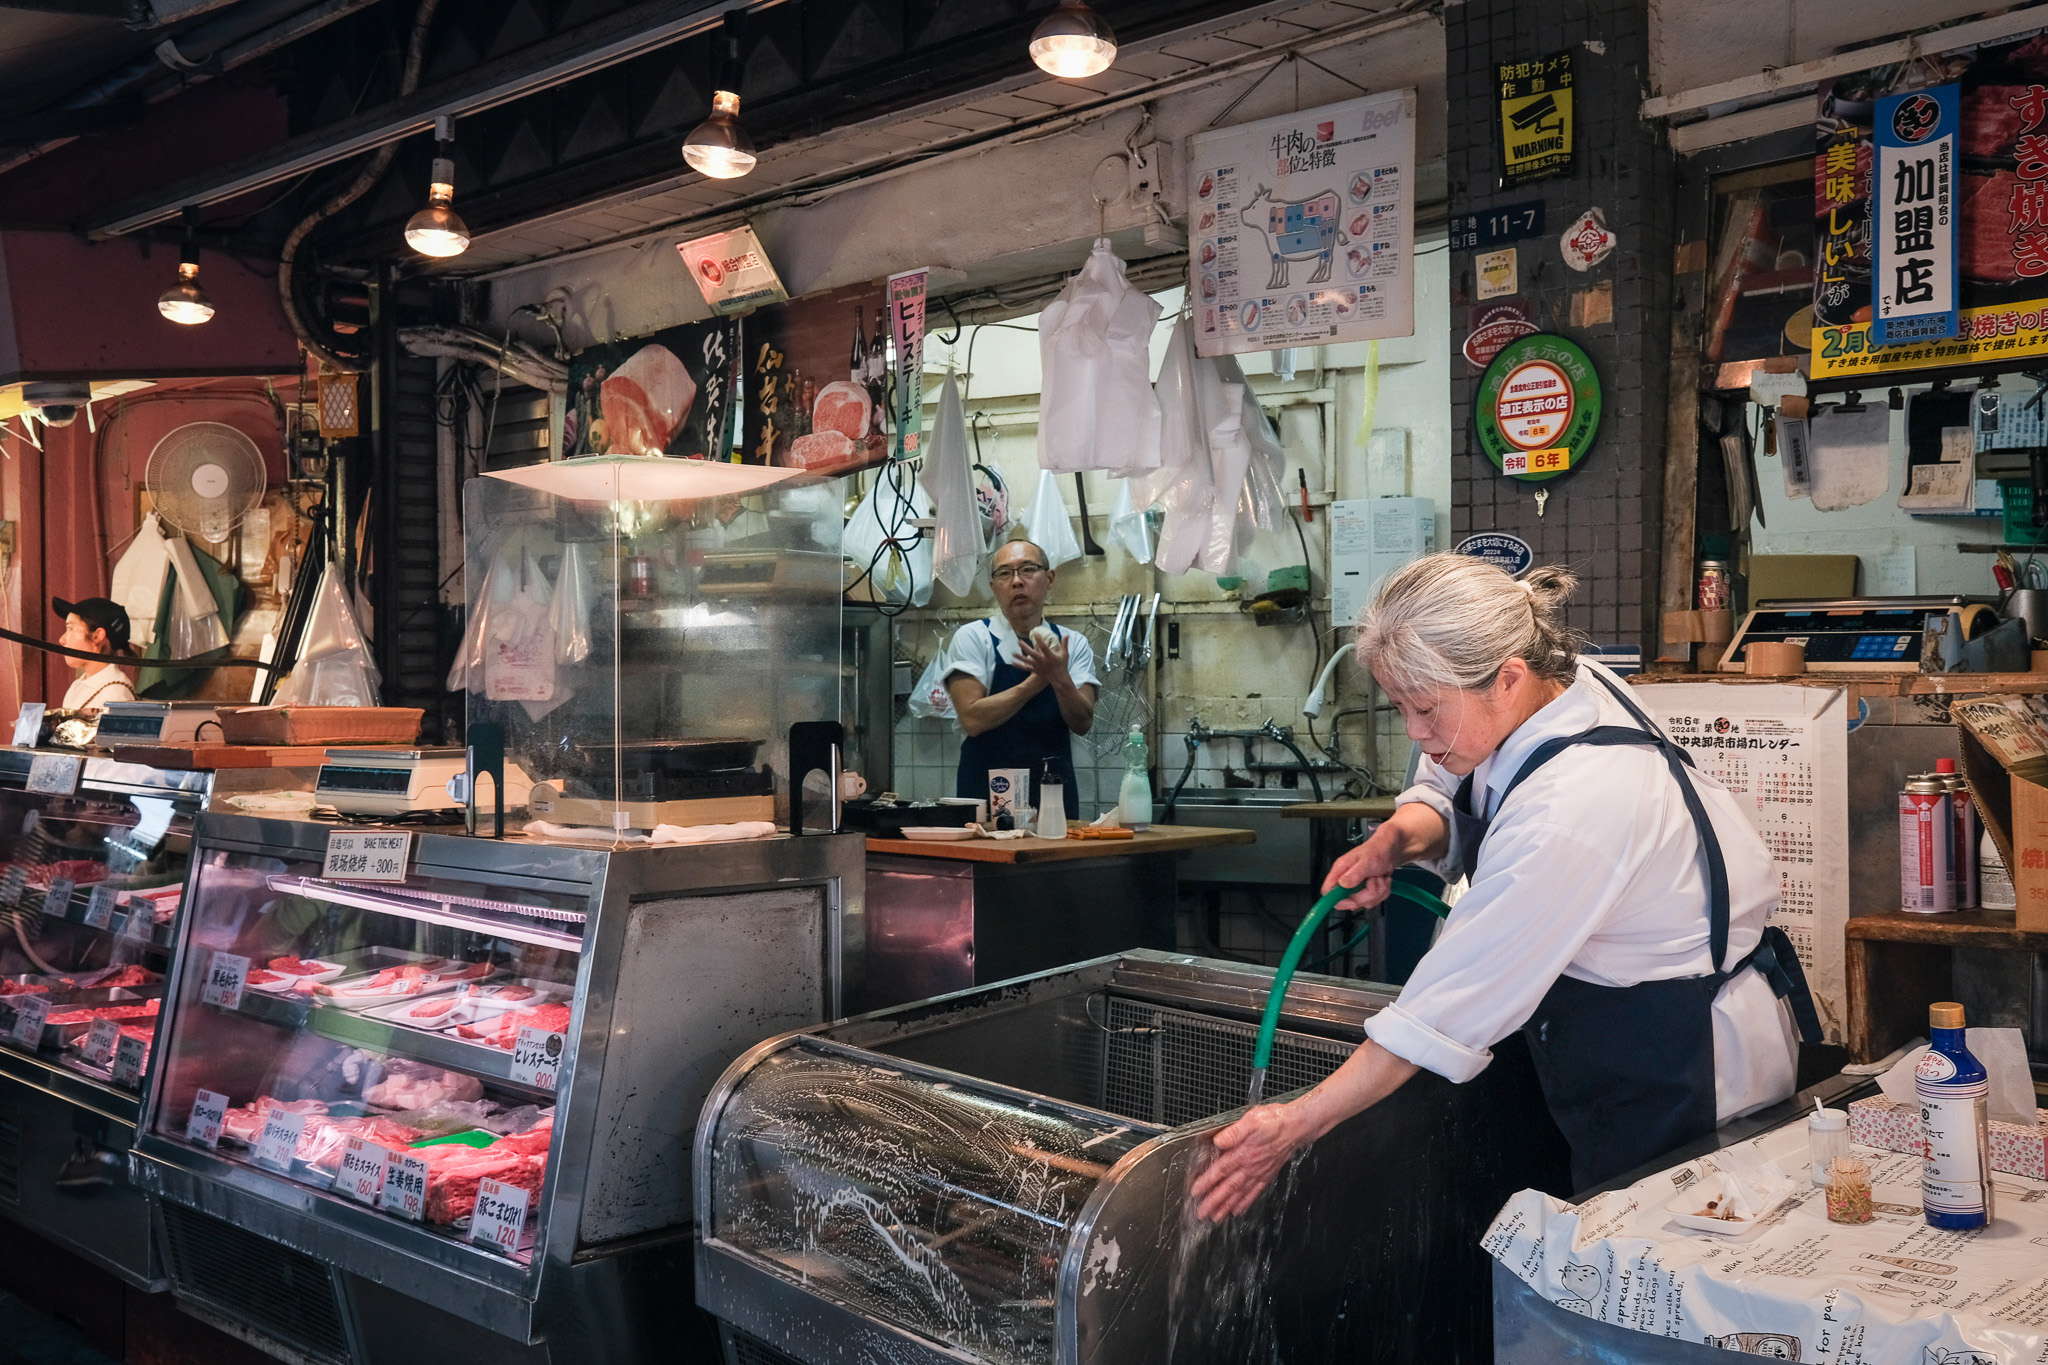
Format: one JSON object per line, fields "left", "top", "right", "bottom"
{"left": 1125, "top": 593, "right": 1160, "bottom": 687}
{"left": 1104, "top": 594, "right": 1138, "bottom": 672}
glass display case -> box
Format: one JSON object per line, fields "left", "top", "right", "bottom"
{"left": 134, "top": 810, "right": 864, "bottom": 1364}
{"left": 0, "top": 748, "right": 207, "bottom": 1287}
{"left": 458, "top": 470, "right": 842, "bottom": 831}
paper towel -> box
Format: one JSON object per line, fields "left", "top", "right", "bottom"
{"left": 1875, "top": 1027, "right": 2037, "bottom": 1126}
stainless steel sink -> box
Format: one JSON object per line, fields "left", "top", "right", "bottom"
{"left": 1163, "top": 787, "right": 1314, "bottom": 884}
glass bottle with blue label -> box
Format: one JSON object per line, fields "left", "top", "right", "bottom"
{"left": 1917, "top": 1001, "right": 1994, "bottom": 1230}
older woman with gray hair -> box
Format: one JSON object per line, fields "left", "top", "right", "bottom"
{"left": 1192, "top": 554, "right": 1817, "bottom": 1215}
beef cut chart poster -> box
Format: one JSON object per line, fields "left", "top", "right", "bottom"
{"left": 1815, "top": 27, "right": 2048, "bottom": 377}
{"left": 1188, "top": 88, "right": 1416, "bottom": 357}
{"left": 741, "top": 278, "right": 895, "bottom": 479}
{"left": 563, "top": 318, "right": 739, "bottom": 462}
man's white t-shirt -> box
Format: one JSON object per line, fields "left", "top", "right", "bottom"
{"left": 941, "top": 617, "right": 1099, "bottom": 692}
{"left": 63, "top": 664, "right": 136, "bottom": 712}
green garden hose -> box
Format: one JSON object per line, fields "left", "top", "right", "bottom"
{"left": 1245, "top": 879, "right": 1451, "bottom": 1106}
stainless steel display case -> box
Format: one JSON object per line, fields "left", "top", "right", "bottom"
{"left": 697, "top": 951, "right": 1571, "bottom": 1365}
{"left": 0, "top": 748, "right": 208, "bottom": 1288}
{"left": 134, "top": 811, "right": 863, "bottom": 1365}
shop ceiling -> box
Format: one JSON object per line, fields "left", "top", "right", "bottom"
{"left": 9, "top": 0, "right": 1430, "bottom": 280}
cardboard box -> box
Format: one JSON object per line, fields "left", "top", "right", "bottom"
{"left": 1952, "top": 698, "right": 2048, "bottom": 930}
{"left": 1660, "top": 609, "right": 1735, "bottom": 645}
{"left": 1847, "top": 1096, "right": 2047, "bottom": 1180}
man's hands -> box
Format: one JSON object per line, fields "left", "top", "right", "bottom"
{"left": 1014, "top": 632, "right": 1072, "bottom": 688}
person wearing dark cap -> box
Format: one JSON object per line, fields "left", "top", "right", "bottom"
{"left": 54, "top": 597, "right": 136, "bottom": 712}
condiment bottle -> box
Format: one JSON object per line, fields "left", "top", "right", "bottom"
{"left": 1808, "top": 1102, "right": 1850, "bottom": 1185}
{"left": 1917, "top": 1001, "right": 1994, "bottom": 1229}
{"left": 1035, "top": 758, "right": 1066, "bottom": 839}
{"left": 1825, "top": 1156, "right": 1873, "bottom": 1224}
{"left": 1981, "top": 828, "right": 2017, "bottom": 911}
{"left": 1118, "top": 724, "right": 1153, "bottom": 830}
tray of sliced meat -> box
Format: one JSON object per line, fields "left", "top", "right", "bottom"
{"left": 311, "top": 958, "right": 502, "bottom": 1011}
{"left": 453, "top": 1000, "right": 573, "bottom": 1052}
{"left": 360, "top": 978, "right": 568, "bottom": 1033}
{"left": 245, "top": 956, "right": 347, "bottom": 992}
{"left": 39, "top": 992, "right": 160, "bottom": 1048}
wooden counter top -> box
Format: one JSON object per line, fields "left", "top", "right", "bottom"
{"left": 865, "top": 824, "right": 1255, "bottom": 864}
{"left": 1280, "top": 798, "right": 1398, "bottom": 820}
{"left": 108, "top": 742, "right": 336, "bottom": 769}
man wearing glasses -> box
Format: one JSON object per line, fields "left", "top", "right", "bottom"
{"left": 944, "top": 539, "right": 1098, "bottom": 819}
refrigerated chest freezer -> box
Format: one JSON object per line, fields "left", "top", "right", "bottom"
{"left": 0, "top": 748, "right": 207, "bottom": 1288}
{"left": 697, "top": 951, "right": 1574, "bottom": 1365}
{"left": 133, "top": 811, "right": 863, "bottom": 1364}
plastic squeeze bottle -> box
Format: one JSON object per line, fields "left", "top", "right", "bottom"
{"left": 1917, "top": 1001, "right": 1994, "bottom": 1229}
{"left": 1035, "top": 757, "right": 1067, "bottom": 839}
{"left": 1118, "top": 725, "right": 1153, "bottom": 830}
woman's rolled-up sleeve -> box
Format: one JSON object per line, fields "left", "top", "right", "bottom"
{"left": 1363, "top": 813, "right": 1632, "bottom": 1084}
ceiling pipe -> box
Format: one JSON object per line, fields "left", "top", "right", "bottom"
{"left": 0, "top": 0, "right": 386, "bottom": 178}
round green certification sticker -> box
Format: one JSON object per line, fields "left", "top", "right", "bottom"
{"left": 1474, "top": 333, "right": 1602, "bottom": 482}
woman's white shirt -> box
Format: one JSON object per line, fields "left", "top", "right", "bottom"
{"left": 1367, "top": 660, "right": 1797, "bottom": 1123}
{"left": 63, "top": 664, "right": 136, "bottom": 712}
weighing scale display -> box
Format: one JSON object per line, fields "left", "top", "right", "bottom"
{"left": 92, "top": 713, "right": 164, "bottom": 740}
{"left": 316, "top": 766, "right": 414, "bottom": 795}
{"left": 1731, "top": 608, "right": 1925, "bottom": 665}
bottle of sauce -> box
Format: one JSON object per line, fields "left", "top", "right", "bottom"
{"left": 1917, "top": 1001, "right": 1994, "bottom": 1229}
{"left": 1035, "top": 757, "right": 1066, "bottom": 840}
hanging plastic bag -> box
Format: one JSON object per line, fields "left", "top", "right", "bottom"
{"left": 484, "top": 547, "right": 558, "bottom": 703}
{"left": 446, "top": 550, "right": 509, "bottom": 692}
{"left": 1037, "top": 239, "right": 1163, "bottom": 473}
{"left": 925, "top": 371, "right": 984, "bottom": 597}
{"left": 843, "top": 462, "right": 934, "bottom": 606}
{"left": 110, "top": 512, "right": 171, "bottom": 649}
{"left": 272, "top": 561, "right": 382, "bottom": 707}
{"left": 162, "top": 535, "right": 229, "bottom": 656}
{"left": 1108, "top": 478, "right": 1153, "bottom": 565}
{"left": 905, "top": 650, "right": 958, "bottom": 720}
{"left": 1022, "top": 468, "right": 1084, "bottom": 569}
{"left": 1141, "top": 320, "right": 1219, "bottom": 575}
{"left": 549, "top": 541, "right": 594, "bottom": 664}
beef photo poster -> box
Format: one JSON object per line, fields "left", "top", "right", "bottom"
{"left": 742, "top": 278, "right": 895, "bottom": 479}
{"left": 562, "top": 318, "right": 740, "bottom": 460}
{"left": 1815, "top": 28, "right": 2048, "bottom": 377}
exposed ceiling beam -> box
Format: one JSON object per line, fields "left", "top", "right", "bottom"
{"left": 82, "top": 0, "right": 756, "bottom": 239}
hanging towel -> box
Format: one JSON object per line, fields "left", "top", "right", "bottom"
{"left": 1038, "top": 239, "right": 1163, "bottom": 473}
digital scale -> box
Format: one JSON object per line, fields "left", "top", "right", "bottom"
{"left": 315, "top": 748, "right": 533, "bottom": 817}
{"left": 92, "top": 701, "right": 223, "bottom": 745}
{"left": 1719, "top": 596, "right": 1999, "bottom": 673}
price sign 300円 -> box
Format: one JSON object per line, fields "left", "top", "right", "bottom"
{"left": 1474, "top": 332, "right": 1602, "bottom": 482}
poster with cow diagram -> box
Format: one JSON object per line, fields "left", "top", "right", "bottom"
{"left": 1188, "top": 88, "right": 1416, "bottom": 357}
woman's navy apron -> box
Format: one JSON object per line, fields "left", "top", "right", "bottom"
{"left": 1447, "top": 670, "right": 1821, "bottom": 1191}
{"left": 955, "top": 621, "right": 1080, "bottom": 819}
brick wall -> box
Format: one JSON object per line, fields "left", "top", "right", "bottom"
{"left": 1445, "top": 0, "right": 1672, "bottom": 650}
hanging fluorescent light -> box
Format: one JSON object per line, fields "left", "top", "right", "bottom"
{"left": 1030, "top": 0, "right": 1117, "bottom": 79}
{"left": 683, "top": 89, "right": 758, "bottom": 179}
{"left": 405, "top": 115, "right": 471, "bottom": 258}
{"left": 157, "top": 208, "right": 215, "bottom": 326}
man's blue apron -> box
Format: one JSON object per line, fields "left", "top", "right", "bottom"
{"left": 1446, "top": 670, "right": 1821, "bottom": 1191}
{"left": 955, "top": 621, "right": 1080, "bottom": 819}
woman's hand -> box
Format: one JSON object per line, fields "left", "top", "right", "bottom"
{"left": 1189, "top": 1101, "right": 1317, "bottom": 1221}
{"left": 1323, "top": 803, "right": 1451, "bottom": 911}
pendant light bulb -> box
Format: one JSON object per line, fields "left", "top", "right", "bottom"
{"left": 157, "top": 239, "right": 214, "bottom": 326}
{"left": 1029, "top": 0, "right": 1116, "bottom": 79}
{"left": 683, "top": 90, "right": 757, "bottom": 179}
{"left": 405, "top": 155, "right": 471, "bottom": 258}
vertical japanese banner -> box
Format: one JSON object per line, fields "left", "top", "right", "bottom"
{"left": 1633, "top": 683, "right": 1850, "bottom": 1046}
{"left": 887, "top": 268, "right": 928, "bottom": 461}
{"left": 1814, "top": 33, "right": 2048, "bottom": 377}
{"left": 1872, "top": 84, "right": 1960, "bottom": 346}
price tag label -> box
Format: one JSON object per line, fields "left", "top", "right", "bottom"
{"left": 41, "top": 878, "right": 74, "bottom": 918}
{"left": 382, "top": 1153, "right": 429, "bottom": 1221}
{"left": 186, "top": 1088, "right": 228, "bottom": 1148}
{"left": 199, "top": 950, "right": 248, "bottom": 1011}
{"left": 252, "top": 1107, "right": 307, "bottom": 1172}
{"left": 80, "top": 1018, "right": 120, "bottom": 1067}
{"left": 25, "top": 753, "right": 80, "bottom": 796}
{"left": 470, "top": 1177, "right": 529, "bottom": 1255}
{"left": 336, "top": 1137, "right": 388, "bottom": 1204}
{"left": 12, "top": 702, "right": 44, "bottom": 748}
{"left": 9, "top": 995, "right": 48, "bottom": 1048}
{"left": 121, "top": 898, "right": 156, "bottom": 942}
{"left": 83, "top": 885, "right": 119, "bottom": 930}
{"left": 0, "top": 866, "right": 26, "bottom": 906}
{"left": 509, "top": 1027, "right": 564, "bottom": 1091}
{"left": 322, "top": 830, "right": 413, "bottom": 883}
{"left": 112, "top": 1034, "right": 146, "bottom": 1089}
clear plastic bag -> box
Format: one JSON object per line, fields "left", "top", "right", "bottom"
{"left": 549, "top": 541, "right": 593, "bottom": 664}
{"left": 1022, "top": 469, "right": 1083, "bottom": 569}
{"left": 925, "top": 371, "right": 984, "bottom": 597}
{"left": 1037, "top": 239, "right": 1163, "bottom": 473}
{"left": 844, "top": 463, "right": 933, "bottom": 607}
{"left": 272, "top": 561, "right": 381, "bottom": 707}
{"left": 905, "top": 651, "right": 957, "bottom": 720}
{"left": 1108, "top": 477, "right": 1153, "bottom": 565}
